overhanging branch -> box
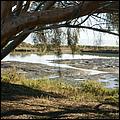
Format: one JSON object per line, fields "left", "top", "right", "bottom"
{"left": 21, "top": 24, "right": 119, "bottom": 36}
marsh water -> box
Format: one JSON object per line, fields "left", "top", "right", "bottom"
{"left": 2, "top": 53, "right": 119, "bottom": 88}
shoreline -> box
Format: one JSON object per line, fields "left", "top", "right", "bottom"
{"left": 1, "top": 56, "right": 119, "bottom": 88}
{"left": 1, "top": 59, "right": 119, "bottom": 119}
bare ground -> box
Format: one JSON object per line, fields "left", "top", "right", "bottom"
{"left": 1, "top": 82, "right": 119, "bottom": 119}
{"left": 1, "top": 59, "right": 119, "bottom": 119}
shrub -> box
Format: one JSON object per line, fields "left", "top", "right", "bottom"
{"left": 79, "top": 80, "right": 105, "bottom": 96}
{"left": 79, "top": 80, "right": 119, "bottom": 97}
{"left": 1, "top": 66, "right": 25, "bottom": 83}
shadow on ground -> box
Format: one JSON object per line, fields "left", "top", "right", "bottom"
{"left": 1, "top": 82, "right": 119, "bottom": 119}
{"left": 1, "top": 81, "right": 66, "bottom": 101}
{"left": 1, "top": 104, "right": 119, "bottom": 119}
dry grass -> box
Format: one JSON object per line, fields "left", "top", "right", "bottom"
{"left": 1, "top": 68, "right": 119, "bottom": 119}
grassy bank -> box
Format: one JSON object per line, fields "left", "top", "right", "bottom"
{"left": 13, "top": 43, "right": 119, "bottom": 55}
{"left": 1, "top": 68, "right": 119, "bottom": 119}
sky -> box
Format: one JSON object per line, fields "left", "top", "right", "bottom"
{"left": 24, "top": 14, "right": 119, "bottom": 47}
{"left": 24, "top": 29, "right": 119, "bottom": 47}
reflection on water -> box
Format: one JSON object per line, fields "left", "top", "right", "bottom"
{"left": 3, "top": 53, "right": 117, "bottom": 75}
{"left": 98, "top": 74, "right": 119, "bottom": 88}
{"left": 2, "top": 53, "right": 119, "bottom": 88}
{"left": 3, "top": 53, "right": 118, "bottom": 65}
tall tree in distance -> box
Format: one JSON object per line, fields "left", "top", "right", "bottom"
{"left": 1, "top": 1, "right": 119, "bottom": 60}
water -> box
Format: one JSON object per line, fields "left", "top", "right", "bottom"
{"left": 98, "top": 74, "right": 119, "bottom": 88}
{"left": 2, "top": 53, "right": 119, "bottom": 88}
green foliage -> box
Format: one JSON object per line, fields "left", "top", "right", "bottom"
{"left": 79, "top": 80, "right": 104, "bottom": 95}
{"left": 21, "top": 78, "right": 75, "bottom": 96}
{"left": 1, "top": 69, "right": 119, "bottom": 104}
{"left": 103, "top": 95, "right": 119, "bottom": 105}
{"left": 79, "top": 80, "right": 118, "bottom": 96}
{"left": 1, "top": 67, "right": 25, "bottom": 83}
{"left": 17, "top": 78, "right": 119, "bottom": 103}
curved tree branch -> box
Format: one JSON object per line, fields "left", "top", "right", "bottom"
{"left": 2, "top": 1, "right": 109, "bottom": 48}
{"left": 42, "top": 1, "right": 56, "bottom": 10}
{"left": 21, "top": 1, "right": 30, "bottom": 14}
{"left": 20, "top": 23, "right": 119, "bottom": 36}
{"left": 1, "top": 1, "right": 119, "bottom": 59}
{"left": 1, "top": 31, "right": 30, "bottom": 60}
{"left": 15, "top": 1, "right": 23, "bottom": 16}
{"left": 1, "top": 1, "right": 56, "bottom": 59}
{"left": 1, "top": 1, "right": 12, "bottom": 21}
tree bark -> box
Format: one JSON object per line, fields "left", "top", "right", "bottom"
{"left": 1, "top": 1, "right": 119, "bottom": 59}
{"left": 1, "top": 1, "right": 56, "bottom": 59}
{"left": 1, "top": 1, "right": 12, "bottom": 21}
{"left": 1, "top": 1, "right": 107, "bottom": 48}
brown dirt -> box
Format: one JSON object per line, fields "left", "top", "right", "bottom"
{"left": 1, "top": 82, "right": 119, "bottom": 119}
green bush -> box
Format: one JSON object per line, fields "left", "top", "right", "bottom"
{"left": 79, "top": 80, "right": 119, "bottom": 98}
{"left": 79, "top": 80, "right": 105, "bottom": 95}
{"left": 2, "top": 70, "right": 119, "bottom": 103}
{"left": 1, "top": 66, "right": 25, "bottom": 83}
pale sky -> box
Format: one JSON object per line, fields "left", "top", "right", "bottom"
{"left": 24, "top": 14, "right": 119, "bottom": 47}
{"left": 24, "top": 29, "right": 119, "bottom": 46}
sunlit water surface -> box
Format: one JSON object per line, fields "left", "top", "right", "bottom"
{"left": 2, "top": 53, "right": 119, "bottom": 88}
